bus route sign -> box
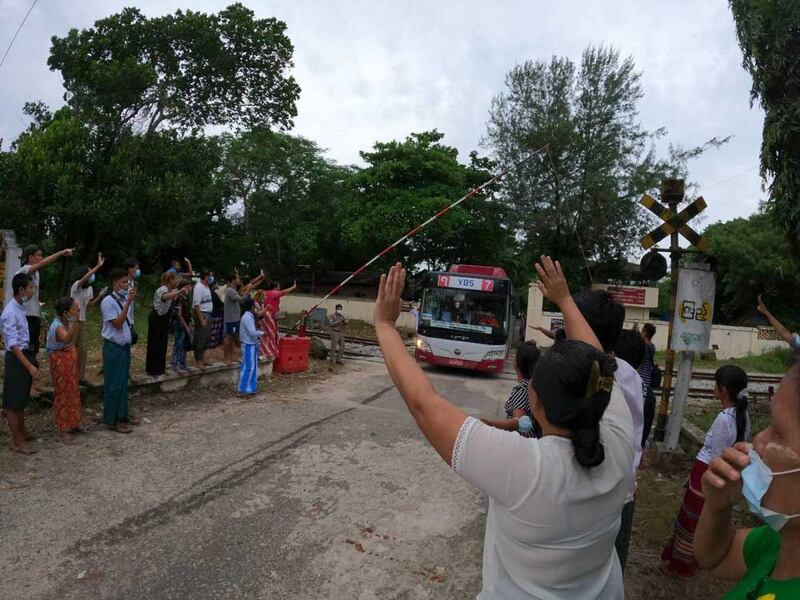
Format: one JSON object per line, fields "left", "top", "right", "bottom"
{"left": 437, "top": 275, "right": 495, "bottom": 292}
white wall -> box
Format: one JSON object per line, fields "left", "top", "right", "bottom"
{"left": 280, "top": 293, "right": 418, "bottom": 330}
{"left": 525, "top": 283, "right": 788, "bottom": 359}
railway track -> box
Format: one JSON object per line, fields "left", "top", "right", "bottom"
{"left": 668, "top": 371, "right": 782, "bottom": 385}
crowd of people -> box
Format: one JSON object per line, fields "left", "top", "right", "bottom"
{"left": 2, "top": 245, "right": 799, "bottom": 597}
{"left": 374, "top": 257, "right": 800, "bottom": 598}
{"left": 0, "top": 245, "right": 343, "bottom": 452}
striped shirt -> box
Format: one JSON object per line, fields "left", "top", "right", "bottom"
{"left": 639, "top": 342, "right": 655, "bottom": 397}
{"left": 504, "top": 381, "right": 540, "bottom": 438}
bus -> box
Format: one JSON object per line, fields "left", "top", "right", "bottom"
{"left": 414, "top": 264, "right": 516, "bottom": 373}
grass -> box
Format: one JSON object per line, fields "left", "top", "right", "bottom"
{"left": 655, "top": 347, "right": 791, "bottom": 375}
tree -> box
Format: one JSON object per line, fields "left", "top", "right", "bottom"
{"left": 705, "top": 211, "right": 800, "bottom": 329}
{"left": 343, "top": 131, "right": 517, "bottom": 274}
{"left": 219, "top": 129, "right": 355, "bottom": 279}
{"left": 484, "top": 45, "right": 725, "bottom": 284}
{"left": 48, "top": 3, "right": 300, "bottom": 138}
{"left": 0, "top": 103, "right": 230, "bottom": 284}
{"left": 729, "top": 1, "right": 800, "bottom": 249}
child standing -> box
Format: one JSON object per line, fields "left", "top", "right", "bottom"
{"left": 661, "top": 365, "right": 750, "bottom": 578}
{"left": 481, "top": 341, "right": 541, "bottom": 437}
{"left": 238, "top": 297, "right": 263, "bottom": 396}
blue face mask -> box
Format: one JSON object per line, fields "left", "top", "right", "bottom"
{"left": 208, "top": 276, "right": 216, "bottom": 285}
{"left": 134, "top": 269, "right": 141, "bottom": 280}
{"left": 88, "top": 274, "right": 96, "bottom": 285}
{"left": 117, "top": 289, "right": 128, "bottom": 300}
{"left": 741, "top": 449, "right": 800, "bottom": 531}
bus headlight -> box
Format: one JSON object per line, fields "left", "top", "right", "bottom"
{"left": 416, "top": 338, "right": 432, "bottom": 353}
{"left": 483, "top": 349, "right": 505, "bottom": 360}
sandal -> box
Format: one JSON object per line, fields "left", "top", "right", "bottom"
{"left": 127, "top": 415, "right": 141, "bottom": 426}
{"left": 110, "top": 424, "right": 132, "bottom": 434}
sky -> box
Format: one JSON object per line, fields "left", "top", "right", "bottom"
{"left": 0, "top": 0, "right": 766, "bottom": 239}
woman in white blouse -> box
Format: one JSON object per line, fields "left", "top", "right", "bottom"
{"left": 374, "top": 258, "right": 634, "bottom": 599}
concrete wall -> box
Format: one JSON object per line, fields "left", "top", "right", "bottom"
{"left": 525, "top": 283, "right": 788, "bottom": 359}
{"left": 1, "top": 230, "right": 21, "bottom": 309}
{"left": 280, "top": 294, "right": 418, "bottom": 330}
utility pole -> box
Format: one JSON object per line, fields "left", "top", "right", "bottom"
{"left": 652, "top": 179, "right": 683, "bottom": 442}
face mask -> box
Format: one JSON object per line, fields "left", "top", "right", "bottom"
{"left": 741, "top": 449, "right": 800, "bottom": 531}
{"left": 117, "top": 289, "right": 128, "bottom": 300}
{"left": 336, "top": 309, "right": 342, "bottom": 314}
{"left": 209, "top": 276, "right": 216, "bottom": 285}
{"left": 88, "top": 274, "right": 96, "bottom": 285}
{"left": 134, "top": 269, "right": 141, "bottom": 280}
{"left": 20, "top": 294, "right": 32, "bottom": 305}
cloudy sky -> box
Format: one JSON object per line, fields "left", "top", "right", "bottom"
{"left": 0, "top": 0, "right": 764, "bottom": 234}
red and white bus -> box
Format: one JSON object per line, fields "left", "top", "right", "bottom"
{"left": 414, "top": 265, "right": 515, "bottom": 373}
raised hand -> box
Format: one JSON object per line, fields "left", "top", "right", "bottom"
{"left": 756, "top": 294, "right": 769, "bottom": 316}
{"left": 375, "top": 262, "right": 406, "bottom": 326}
{"left": 701, "top": 442, "right": 751, "bottom": 512}
{"left": 534, "top": 255, "right": 570, "bottom": 307}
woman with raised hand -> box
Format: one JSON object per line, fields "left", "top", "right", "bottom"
{"left": 374, "top": 258, "right": 634, "bottom": 599}
{"left": 15, "top": 244, "right": 74, "bottom": 353}
{"left": 662, "top": 365, "right": 751, "bottom": 578}
{"left": 46, "top": 296, "right": 83, "bottom": 444}
{"left": 694, "top": 359, "right": 800, "bottom": 598}
{"left": 69, "top": 253, "right": 106, "bottom": 383}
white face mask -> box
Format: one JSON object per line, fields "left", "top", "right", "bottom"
{"left": 742, "top": 449, "right": 800, "bottom": 531}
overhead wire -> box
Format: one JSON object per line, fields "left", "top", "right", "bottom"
{"left": 0, "top": 0, "right": 39, "bottom": 70}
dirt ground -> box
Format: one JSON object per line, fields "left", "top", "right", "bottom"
{"left": 0, "top": 361, "right": 752, "bottom": 600}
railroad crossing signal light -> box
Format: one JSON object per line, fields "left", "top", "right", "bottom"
{"left": 639, "top": 194, "right": 709, "bottom": 252}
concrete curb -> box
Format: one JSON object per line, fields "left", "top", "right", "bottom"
{"left": 31, "top": 359, "right": 274, "bottom": 404}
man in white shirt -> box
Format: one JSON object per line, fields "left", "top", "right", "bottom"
{"left": 574, "top": 289, "right": 644, "bottom": 572}
{"left": 2, "top": 273, "right": 40, "bottom": 454}
{"left": 192, "top": 270, "right": 214, "bottom": 367}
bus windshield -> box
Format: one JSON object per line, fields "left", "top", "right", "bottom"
{"left": 419, "top": 287, "right": 508, "bottom": 340}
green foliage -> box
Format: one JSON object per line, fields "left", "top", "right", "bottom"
{"left": 48, "top": 3, "right": 300, "bottom": 136}
{"left": 219, "top": 129, "right": 355, "bottom": 279}
{"left": 484, "top": 45, "right": 727, "bottom": 284}
{"left": 729, "top": 0, "right": 800, "bottom": 249}
{"left": 705, "top": 211, "right": 800, "bottom": 329}
{"left": 343, "top": 131, "right": 517, "bottom": 275}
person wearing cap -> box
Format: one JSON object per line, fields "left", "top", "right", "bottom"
{"left": 15, "top": 244, "right": 74, "bottom": 353}
{"left": 69, "top": 253, "right": 106, "bottom": 383}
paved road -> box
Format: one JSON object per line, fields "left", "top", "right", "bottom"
{"left": 1, "top": 360, "right": 512, "bottom": 600}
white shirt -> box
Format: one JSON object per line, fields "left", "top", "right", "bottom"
{"left": 153, "top": 286, "right": 173, "bottom": 317}
{"left": 1, "top": 298, "right": 30, "bottom": 350}
{"left": 70, "top": 281, "right": 95, "bottom": 322}
{"left": 239, "top": 311, "right": 263, "bottom": 345}
{"left": 15, "top": 266, "right": 40, "bottom": 317}
{"left": 453, "top": 383, "right": 634, "bottom": 599}
{"left": 696, "top": 407, "right": 751, "bottom": 465}
{"left": 614, "top": 358, "right": 644, "bottom": 502}
{"left": 192, "top": 281, "right": 213, "bottom": 314}
{"left": 101, "top": 293, "right": 132, "bottom": 345}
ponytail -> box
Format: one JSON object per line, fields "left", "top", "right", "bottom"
{"left": 532, "top": 342, "right": 617, "bottom": 468}
{"left": 734, "top": 390, "right": 749, "bottom": 443}
{"left": 715, "top": 365, "right": 749, "bottom": 442}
